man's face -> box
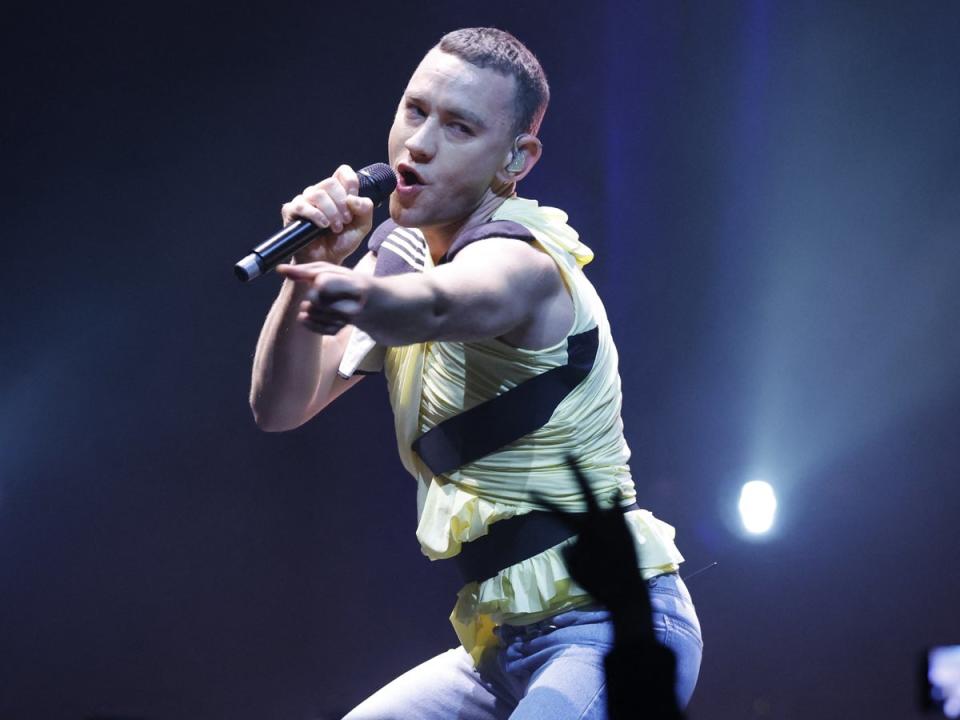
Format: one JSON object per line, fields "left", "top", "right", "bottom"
{"left": 388, "top": 48, "right": 518, "bottom": 231}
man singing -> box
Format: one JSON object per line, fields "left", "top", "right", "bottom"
{"left": 249, "top": 27, "right": 701, "bottom": 719}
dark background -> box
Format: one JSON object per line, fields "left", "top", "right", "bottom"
{"left": 2, "top": 2, "right": 958, "bottom": 718}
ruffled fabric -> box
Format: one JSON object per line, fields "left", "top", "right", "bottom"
{"left": 491, "top": 197, "right": 595, "bottom": 269}
{"left": 415, "top": 474, "right": 522, "bottom": 558}
{"left": 449, "top": 508, "right": 683, "bottom": 663}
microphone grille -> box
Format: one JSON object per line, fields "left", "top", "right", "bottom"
{"left": 357, "top": 163, "right": 398, "bottom": 206}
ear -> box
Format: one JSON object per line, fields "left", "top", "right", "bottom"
{"left": 495, "top": 134, "right": 543, "bottom": 185}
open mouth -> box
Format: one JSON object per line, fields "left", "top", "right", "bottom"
{"left": 397, "top": 163, "right": 426, "bottom": 187}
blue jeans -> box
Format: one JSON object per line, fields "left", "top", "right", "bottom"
{"left": 343, "top": 573, "right": 702, "bottom": 719}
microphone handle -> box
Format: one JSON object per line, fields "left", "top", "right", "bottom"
{"left": 234, "top": 219, "right": 328, "bottom": 282}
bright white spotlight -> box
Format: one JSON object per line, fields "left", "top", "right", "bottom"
{"left": 738, "top": 480, "right": 777, "bottom": 534}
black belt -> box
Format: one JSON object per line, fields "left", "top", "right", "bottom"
{"left": 453, "top": 501, "right": 640, "bottom": 584}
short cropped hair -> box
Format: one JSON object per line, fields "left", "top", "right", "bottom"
{"left": 437, "top": 27, "right": 550, "bottom": 136}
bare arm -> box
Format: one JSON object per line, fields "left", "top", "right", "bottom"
{"left": 297, "top": 237, "right": 573, "bottom": 349}
{"left": 249, "top": 251, "right": 375, "bottom": 431}
{"left": 249, "top": 165, "right": 376, "bottom": 432}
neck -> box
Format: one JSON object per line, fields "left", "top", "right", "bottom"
{"left": 422, "top": 185, "right": 516, "bottom": 263}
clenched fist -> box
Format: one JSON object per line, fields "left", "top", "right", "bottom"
{"left": 281, "top": 164, "right": 375, "bottom": 265}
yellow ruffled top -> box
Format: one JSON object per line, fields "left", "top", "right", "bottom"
{"left": 383, "top": 198, "right": 684, "bottom": 664}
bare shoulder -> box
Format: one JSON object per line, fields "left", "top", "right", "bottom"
{"left": 453, "top": 236, "right": 562, "bottom": 298}
{"left": 453, "top": 237, "right": 573, "bottom": 349}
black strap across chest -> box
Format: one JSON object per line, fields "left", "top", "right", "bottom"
{"left": 371, "top": 216, "right": 599, "bottom": 476}
{"left": 412, "top": 326, "right": 599, "bottom": 477}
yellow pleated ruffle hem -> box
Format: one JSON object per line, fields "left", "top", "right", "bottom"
{"left": 448, "top": 508, "right": 685, "bottom": 665}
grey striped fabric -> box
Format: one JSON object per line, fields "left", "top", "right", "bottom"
{"left": 338, "top": 221, "right": 427, "bottom": 378}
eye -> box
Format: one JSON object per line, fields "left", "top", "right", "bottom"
{"left": 405, "top": 102, "right": 426, "bottom": 119}
{"left": 448, "top": 122, "right": 474, "bottom": 136}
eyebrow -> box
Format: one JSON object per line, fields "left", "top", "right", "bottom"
{"left": 405, "top": 93, "right": 488, "bottom": 131}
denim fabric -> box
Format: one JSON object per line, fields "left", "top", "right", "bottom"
{"left": 343, "top": 573, "right": 702, "bottom": 720}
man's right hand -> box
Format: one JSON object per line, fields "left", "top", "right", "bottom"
{"left": 281, "top": 164, "right": 376, "bottom": 265}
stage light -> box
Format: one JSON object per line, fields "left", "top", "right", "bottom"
{"left": 738, "top": 480, "right": 777, "bottom": 534}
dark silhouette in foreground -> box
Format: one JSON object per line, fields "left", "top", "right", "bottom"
{"left": 537, "top": 458, "right": 685, "bottom": 720}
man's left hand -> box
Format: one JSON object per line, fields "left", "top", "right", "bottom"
{"left": 277, "top": 262, "right": 371, "bottom": 335}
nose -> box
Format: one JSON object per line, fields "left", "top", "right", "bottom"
{"left": 404, "top": 119, "right": 436, "bottom": 162}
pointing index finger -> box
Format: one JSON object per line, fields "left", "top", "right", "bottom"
{"left": 276, "top": 263, "right": 318, "bottom": 281}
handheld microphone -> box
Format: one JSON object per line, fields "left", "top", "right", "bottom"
{"left": 234, "top": 163, "right": 397, "bottom": 282}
